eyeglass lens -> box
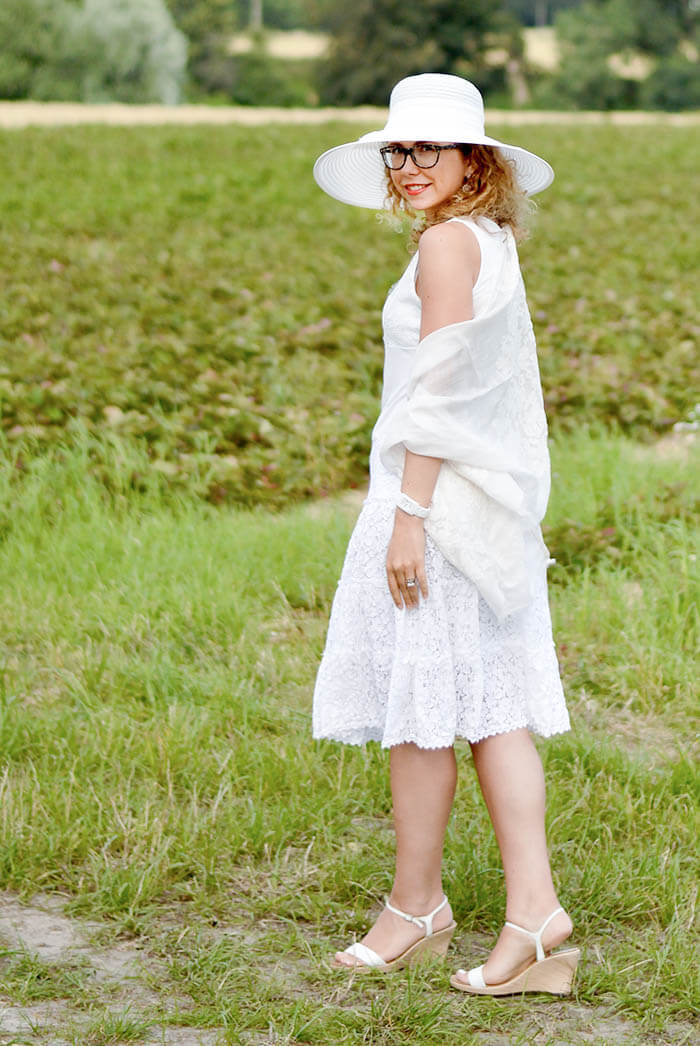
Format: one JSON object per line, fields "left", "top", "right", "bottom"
{"left": 382, "top": 145, "right": 442, "bottom": 170}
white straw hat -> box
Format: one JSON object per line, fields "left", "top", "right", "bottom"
{"left": 313, "top": 73, "right": 554, "bottom": 208}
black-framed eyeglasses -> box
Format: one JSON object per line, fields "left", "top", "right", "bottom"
{"left": 379, "top": 143, "right": 460, "bottom": 170}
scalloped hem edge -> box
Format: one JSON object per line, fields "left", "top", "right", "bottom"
{"left": 312, "top": 719, "right": 571, "bottom": 750}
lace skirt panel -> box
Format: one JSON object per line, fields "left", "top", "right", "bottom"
{"left": 312, "top": 497, "right": 569, "bottom": 749}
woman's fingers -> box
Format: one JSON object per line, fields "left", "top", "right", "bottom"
{"left": 387, "top": 569, "right": 404, "bottom": 609}
{"left": 403, "top": 572, "right": 420, "bottom": 608}
{"left": 386, "top": 565, "right": 427, "bottom": 609}
{"left": 386, "top": 516, "right": 428, "bottom": 609}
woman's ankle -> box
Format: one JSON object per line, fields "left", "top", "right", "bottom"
{"left": 503, "top": 902, "right": 573, "bottom": 947}
{"left": 504, "top": 888, "right": 563, "bottom": 927}
{"left": 389, "top": 886, "right": 447, "bottom": 915}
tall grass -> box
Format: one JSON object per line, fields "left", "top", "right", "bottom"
{"left": 0, "top": 429, "right": 696, "bottom": 1041}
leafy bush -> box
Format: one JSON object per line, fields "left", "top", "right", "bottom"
{"left": 231, "top": 52, "right": 317, "bottom": 106}
{"left": 550, "top": 0, "right": 698, "bottom": 110}
{"left": 70, "top": 0, "right": 187, "bottom": 105}
{"left": 0, "top": 0, "right": 186, "bottom": 104}
{"left": 536, "top": 61, "right": 640, "bottom": 110}
{"left": 164, "top": 0, "right": 238, "bottom": 98}
{"left": 641, "top": 56, "right": 700, "bottom": 111}
{"left": 0, "top": 0, "right": 69, "bottom": 100}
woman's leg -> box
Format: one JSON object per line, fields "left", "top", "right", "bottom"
{"left": 455, "top": 728, "right": 572, "bottom": 984}
{"left": 335, "top": 742, "right": 457, "bottom": 966}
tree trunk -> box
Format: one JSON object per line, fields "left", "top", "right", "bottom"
{"left": 250, "top": 0, "right": 263, "bottom": 30}
{"left": 507, "top": 57, "right": 531, "bottom": 106}
{"left": 535, "top": 0, "right": 548, "bottom": 27}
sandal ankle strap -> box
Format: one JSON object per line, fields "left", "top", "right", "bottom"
{"left": 385, "top": 894, "right": 448, "bottom": 938}
{"left": 504, "top": 906, "right": 564, "bottom": 961}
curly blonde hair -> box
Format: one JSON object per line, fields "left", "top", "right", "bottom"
{"left": 385, "top": 145, "right": 533, "bottom": 244}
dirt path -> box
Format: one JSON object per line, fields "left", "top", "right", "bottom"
{"left": 1, "top": 889, "right": 697, "bottom": 1045}
{"left": 0, "top": 892, "right": 221, "bottom": 1045}
{"left": 1, "top": 101, "right": 698, "bottom": 129}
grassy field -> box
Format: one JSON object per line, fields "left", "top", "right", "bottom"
{"left": 0, "top": 428, "right": 697, "bottom": 1044}
{"left": 0, "top": 120, "right": 698, "bottom": 1043}
{"left": 0, "top": 122, "right": 698, "bottom": 506}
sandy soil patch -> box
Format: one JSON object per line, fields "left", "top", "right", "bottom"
{"left": 1, "top": 101, "right": 698, "bottom": 130}
{"left": 0, "top": 891, "right": 221, "bottom": 1044}
{"left": 0, "top": 893, "right": 143, "bottom": 980}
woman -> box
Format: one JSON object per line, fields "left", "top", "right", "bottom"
{"left": 312, "top": 74, "right": 579, "bottom": 996}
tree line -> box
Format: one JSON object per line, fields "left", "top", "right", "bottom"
{"left": 0, "top": 0, "right": 697, "bottom": 110}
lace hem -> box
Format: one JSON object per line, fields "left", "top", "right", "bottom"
{"left": 314, "top": 719, "right": 571, "bottom": 750}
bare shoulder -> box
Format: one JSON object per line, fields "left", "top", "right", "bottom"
{"left": 416, "top": 221, "right": 480, "bottom": 332}
{"left": 418, "top": 221, "right": 480, "bottom": 278}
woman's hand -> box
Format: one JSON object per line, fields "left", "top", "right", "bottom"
{"left": 386, "top": 509, "right": 429, "bottom": 609}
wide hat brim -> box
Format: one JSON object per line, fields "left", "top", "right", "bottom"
{"left": 314, "top": 130, "right": 554, "bottom": 209}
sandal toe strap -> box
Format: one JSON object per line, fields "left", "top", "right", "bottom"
{"left": 342, "top": 942, "right": 385, "bottom": 967}
{"left": 467, "top": 964, "right": 486, "bottom": 988}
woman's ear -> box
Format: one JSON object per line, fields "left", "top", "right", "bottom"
{"left": 461, "top": 154, "right": 474, "bottom": 182}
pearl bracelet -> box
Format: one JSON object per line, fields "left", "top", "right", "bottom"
{"left": 396, "top": 491, "right": 431, "bottom": 519}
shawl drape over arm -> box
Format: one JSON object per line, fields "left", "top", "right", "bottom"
{"left": 374, "top": 244, "right": 552, "bottom": 620}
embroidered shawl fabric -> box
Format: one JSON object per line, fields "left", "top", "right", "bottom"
{"left": 374, "top": 237, "right": 552, "bottom": 620}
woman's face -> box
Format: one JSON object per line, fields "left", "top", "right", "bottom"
{"left": 387, "top": 142, "right": 471, "bottom": 214}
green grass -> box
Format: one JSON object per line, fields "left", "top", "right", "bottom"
{"left": 76, "top": 1009, "right": 154, "bottom": 1046}
{"left": 0, "top": 428, "right": 697, "bottom": 1043}
{"left": 0, "top": 946, "right": 95, "bottom": 1005}
{"left": 0, "top": 114, "right": 697, "bottom": 1044}
{"left": 0, "top": 122, "right": 698, "bottom": 506}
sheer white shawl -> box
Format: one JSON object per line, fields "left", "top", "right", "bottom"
{"left": 374, "top": 233, "right": 552, "bottom": 620}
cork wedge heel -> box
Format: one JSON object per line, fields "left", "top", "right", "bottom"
{"left": 451, "top": 907, "right": 580, "bottom": 997}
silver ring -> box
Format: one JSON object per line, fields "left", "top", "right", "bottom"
{"left": 406, "top": 579, "right": 417, "bottom": 588}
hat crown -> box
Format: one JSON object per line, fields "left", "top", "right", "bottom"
{"left": 383, "top": 73, "right": 486, "bottom": 142}
{"left": 390, "top": 74, "right": 484, "bottom": 118}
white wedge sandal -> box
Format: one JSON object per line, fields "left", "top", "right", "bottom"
{"left": 451, "top": 906, "right": 580, "bottom": 996}
{"left": 333, "top": 895, "right": 457, "bottom": 972}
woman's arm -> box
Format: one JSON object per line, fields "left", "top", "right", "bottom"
{"left": 386, "top": 222, "right": 480, "bottom": 609}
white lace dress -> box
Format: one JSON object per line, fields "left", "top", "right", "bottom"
{"left": 312, "top": 217, "right": 570, "bottom": 749}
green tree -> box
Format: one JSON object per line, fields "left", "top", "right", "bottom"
{"left": 504, "top": 1, "right": 584, "bottom": 27}
{"left": 318, "top": 0, "right": 516, "bottom": 105}
{"left": 0, "top": 0, "right": 186, "bottom": 102}
{"left": 234, "top": 0, "right": 312, "bottom": 29}
{"left": 231, "top": 0, "right": 351, "bottom": 30}
{"left": 550, "top": 0, "right": 698, "bottom": 108}
{"left": 164, "top": 0, "right": 239, "bottom": 95}
{"left": 71, "top": 0, "right": 187, "bottom": 104}
{"left": 0, "top": 0, "right": 69, "bottom": 99}
{"left": 641, "top": 54, "right": 700, "bottom": 110}
{"left": 624, "top": 0, "right": 695, "bottom": 56}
